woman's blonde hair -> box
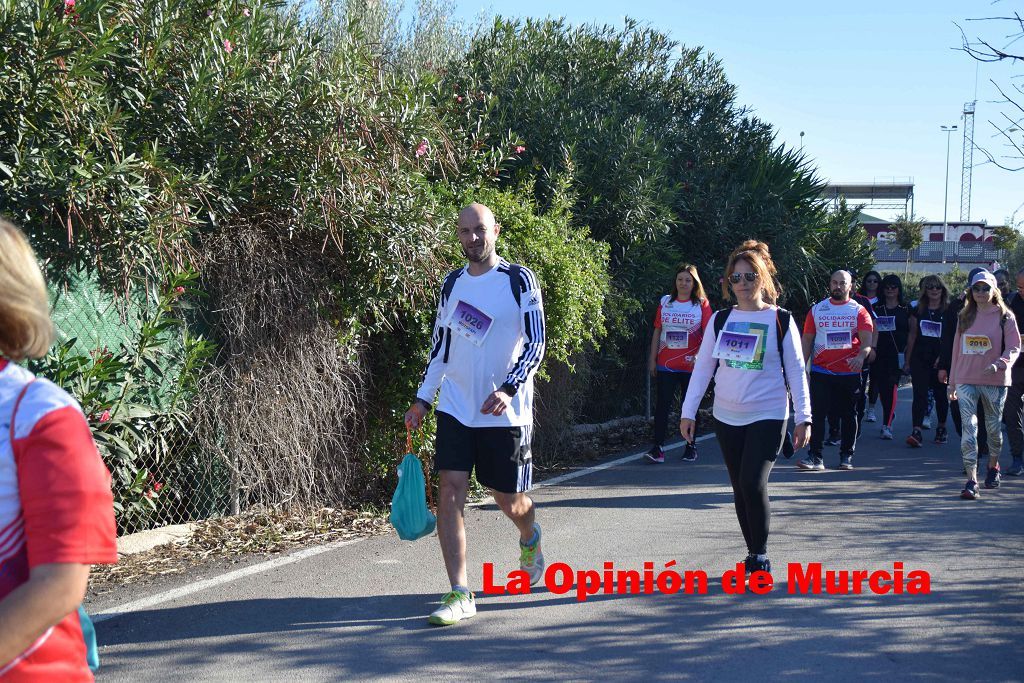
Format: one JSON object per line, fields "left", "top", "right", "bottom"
{"left": 721, "top": 240, "right": 780, "bottom": 304}
{"left": 669, "top": 263, "right": 707, "bottom": 304}
{"left": 959, "top": 279, "right": 1010, "bottom": 332}
{"left": 0, "top": 219, "right": 54, "bottom": 360}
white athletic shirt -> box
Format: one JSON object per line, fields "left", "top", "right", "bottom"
{"left": 680, "top": 307, "right": 812, "bottom": 426}
{"left": 416, "top": 259, "right": 546, "bottom": 427}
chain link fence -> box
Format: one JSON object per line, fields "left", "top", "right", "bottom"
{"left": 48, "top": 270, "right": 231, "bottom": 535}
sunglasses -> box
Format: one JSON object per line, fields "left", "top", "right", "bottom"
{"left": 728, "top": 272, "right": 759, "bottom": 284}
{"left": 972, "top": 284, "right": 992, "bottom": 293}
{"left": 865, "top": 279, "right": 879, "bottom": 284}
{"left": 884, "top": 284, "right": 899, "bottom": 289}
{"left": 924, "top": 284, "right": 942, "bottom": 290}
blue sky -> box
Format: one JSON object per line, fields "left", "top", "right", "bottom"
{"left": 448, "top": 0, "right": 1022, "bottom": 227}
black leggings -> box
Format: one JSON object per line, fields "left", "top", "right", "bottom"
{"left": 714, "top": 419, "right": 785, "bottom": 556}
{"left": 872, "top": 364, "right": 901, "bottom": 427}
{"left": 653, "top": 370, "right": 695, "bottom": 446}
{"left": 910, "top": 359, "right": 949, "bottom": 429}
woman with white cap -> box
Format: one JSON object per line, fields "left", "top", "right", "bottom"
{"left": 947, "top": 270, "right": 1022, "bottom": 499}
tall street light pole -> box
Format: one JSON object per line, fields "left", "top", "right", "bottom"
{"left": 941, "top": 124, "right": 958, "bottom": 242}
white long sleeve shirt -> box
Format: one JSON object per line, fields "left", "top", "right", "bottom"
{"left": 416, "top": 258, "right": 545, "bottom": 427}
{"left": 680, "top": 307, "right": 812, "bottom": 426}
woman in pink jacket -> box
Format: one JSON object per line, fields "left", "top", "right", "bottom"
{"left": 948, "top": 270, "right": 1022, "bottom": 499}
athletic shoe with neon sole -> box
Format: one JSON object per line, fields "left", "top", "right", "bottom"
{"left": 520, "top": 522, "right": 545, "bottom": 585}
{"left": 428, "top": 590, "right": 476, "bottom": 626}
{"left": 906, "top": 429, "right": 923, "bottom": 448}
{"left": 960, "top": 480, "right": 980, "bottom": 500}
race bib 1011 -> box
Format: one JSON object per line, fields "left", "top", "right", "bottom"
{"left": 449, "top": 300, "right": 494, "bottom": 347}
{"left": 712, "top": 330, "right": 759, "bottom": 364}
{"left": 962, "top": 334, "right": 992, "bottom": 356}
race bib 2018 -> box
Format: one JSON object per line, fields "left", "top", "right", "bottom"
{"left": 449, "top": 300, "right": 494, "bottom": 347}
{"left": 963, "top": 334, "right": 992, "bottom": 355}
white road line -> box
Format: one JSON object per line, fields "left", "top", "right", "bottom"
{"left": 91, "top": 432, "right": 717, "bottom": 623}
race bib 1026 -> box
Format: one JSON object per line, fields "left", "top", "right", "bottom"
{"left": 712, "top": 330, "right": 759, "bottom": 363}
{"left": 962, "top": 334, "right": 992, "bottom": 355}
{"left": 449, "top": 300, "right": 494, "bottom": 347}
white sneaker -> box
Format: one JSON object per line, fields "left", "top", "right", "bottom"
{"left": 428, "top": 590, "right": 476, "bottom": 626}
{"left": 881, "top": 425, "right": 893, "bottom": 440}
{"left": 865, "top": 408, "right": 877, "bottom": 423}
{"left": 520, "top": 522, "right": 545, "bottom": 585}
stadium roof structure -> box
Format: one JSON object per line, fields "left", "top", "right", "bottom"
{"left": 823, "top": 181, "right": 914, "bottom": 215}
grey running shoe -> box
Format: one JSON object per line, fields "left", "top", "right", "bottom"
{"left": 520, "top": 522, "right": 545, "bottom": 585}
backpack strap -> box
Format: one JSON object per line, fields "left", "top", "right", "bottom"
{"left": 9, "top": 379, "right": 37, "bottom": 444}
{"left": 776, "top": 308, "right": 791, "bottom": 391}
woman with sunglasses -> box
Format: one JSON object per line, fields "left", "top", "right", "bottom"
{"left": 646, "top": 264, "right": 712, "bottom": 463}
{"left": 680, "top": 241, "right": 811, "bottom": 579}
{"left": 904, "top": 274, "right": 951, "bottom": 447}
{"left": 871, "top": 275, "right": 909, "bottom": 440}
{"left": 859, "top": 271, "right": 882, "bottom": 306}
{"left": 948, "top": 270, "right": 1021, "bottom": 498}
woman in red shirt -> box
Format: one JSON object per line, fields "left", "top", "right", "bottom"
{"left": 646, "top": 264, "right": 713, "bottom": 463}
{"left": 0, "top": 219, "right": 118, "bottom": 681}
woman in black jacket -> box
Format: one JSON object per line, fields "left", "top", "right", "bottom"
{"left": 872, "top": 274, "right": 909, "bottom": 440}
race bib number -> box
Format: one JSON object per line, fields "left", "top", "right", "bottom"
{"left": 664, "top": 330, "right": 689, "bottom": 349}
{"left": 826, "top": 330, "right": 853, "bottom": 350}
{"left": 712, "top": 330, "right": 759, "bottom": 363}
{"left": 449, "top": 300, "right": 493, "bottom": 347}
{"left": 962, "top": 334, "right": 992, "bottom": 355}
{"left": 920, "top": 320, "right": 942, "bottom": 338}
{"left": 876, "top": 316, "right": 896, "bottom": 332}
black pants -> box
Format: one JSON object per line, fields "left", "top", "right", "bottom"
{"left": 951, "top": 399, "right": 988, "bottom": 454}
{"left": 714, "top": 419, "right": 785, "bottom": 556}
{"left": 1004, "top": 366, "right": 1024, "bottom": 458}
{"left": 653, "top": 370, "right": 694, "bottom": 446}
{"left": 856, "top": 365, "right": 871, "bottom": 425}
{"left": 871, "top": 358, "right": 901, "bottom": 428}
{"left": 810, "top": 373, "right": 860, "bottom": 456}
{"left": 909, "top": 359, "right": 949, "bottom": 429}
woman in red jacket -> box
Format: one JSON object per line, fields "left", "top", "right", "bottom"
{"left": 0, "top": 219, "right": 118, "bottom": 681}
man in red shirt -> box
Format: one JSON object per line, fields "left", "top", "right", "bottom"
{"left": 798, "top": 270, "right": 874, "bottom": 471}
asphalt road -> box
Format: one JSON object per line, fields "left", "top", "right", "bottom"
{"left": 91, "top": 391, "right": 1024, "bottom": 681}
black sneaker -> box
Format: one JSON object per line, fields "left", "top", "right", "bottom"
{"left": 961, "top": 479, "right": 980, "bottom": 500}
{"left": 644, "top": 446, "right": 665, "bottom": 464}
{"left": 839, "top": 454, "right": 854, "bottom": 470}
{"left": 984, "top": 466, "right": 1001, "bottom": 489}
{"left": 906, "top": 429, "right": 923, "bottom": 448}
{"left": 934, "top": 426, "right": 948, "bottom": 444}
{"left": 824, "top": 432, "right": 841, "bottom": 447}
{"left": 681, "top": 442, "right": 698, "bottom": 462}
{"left": 749, "top": 556, "right": 772, "bottom": 577}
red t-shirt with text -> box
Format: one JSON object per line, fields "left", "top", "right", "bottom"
{"left": 653, "top": 297, "right": 713, "bottom": 372}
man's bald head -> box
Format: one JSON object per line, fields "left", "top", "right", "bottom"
{"left": 456, "top": 203, "right": 500, "bottom": 269}
{"left": 458, "top": 203, "right": 496, "bottom": 229}
{"left": 829, "top": 270, "right": 853, "bottom": 301}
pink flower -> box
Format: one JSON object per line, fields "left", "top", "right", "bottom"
{"left": 513, "top": 145, "right": 526, "bottom": 154}
{"left": 99, "top": 409, "right": 111, "bottom": 423}
{"left": 415, "top": 140, "right": 429, "bottom": 158}
{"left": 455, "top": 95, "right": 463, "bottom": 103}
{"left": 175, "top": 286, "right": 185, "bottom": 294}
{"left": 154, "top": 481, "right": 164, "bottom": 492}
{"left": 242, "top": 7, "right": 250, "bottom": 16}
{"left": 223, "top": 39, "right": 233, "bottom": 53}
{"left": 63, "top": 0, "right": 75, "bottom": 16}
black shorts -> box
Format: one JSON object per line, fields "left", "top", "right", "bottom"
{"left": 435, "top": 411, "right": 533, "bottom": 494}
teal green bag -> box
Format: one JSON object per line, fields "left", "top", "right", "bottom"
{"left": 390, "top": 449, "right": 436, "bottom": 541}
{"left": 78, "top": 606, "right": 99, "bottom": 672}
